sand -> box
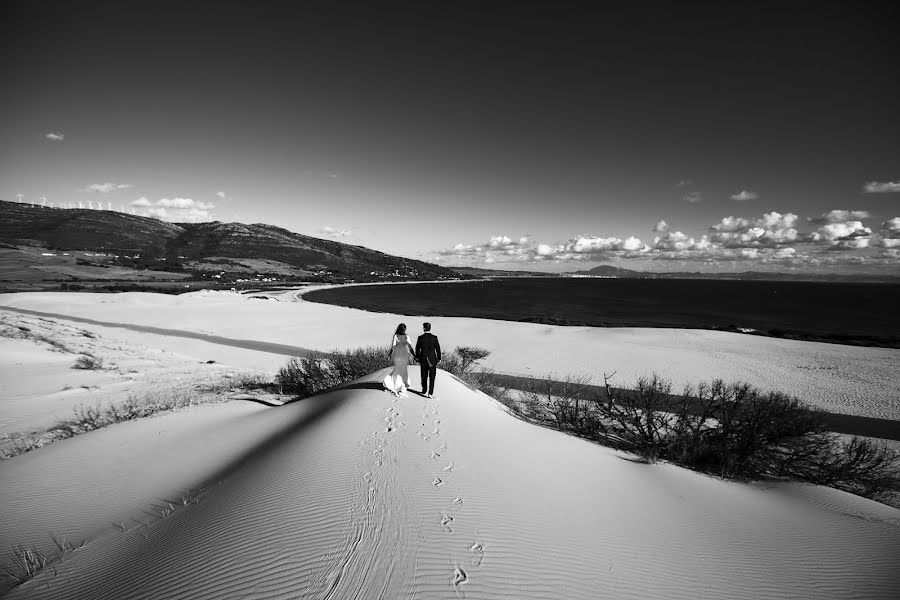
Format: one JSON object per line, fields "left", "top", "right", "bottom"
{"left": 1, "top": 289, "right": 898, "bottom": 419}
{"left": 1, "top": 289, "right": 899, "bottom": 598}
{"left": 3, "top": 368, "right": 899, "bottom": 598}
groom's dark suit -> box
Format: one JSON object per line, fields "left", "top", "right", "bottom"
{"left": 415, "top": 331, "right": 441, "bottom": 395}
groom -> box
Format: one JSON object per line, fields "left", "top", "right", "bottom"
{"left": 415, "top": 322, "right": 441, "bottom": 398}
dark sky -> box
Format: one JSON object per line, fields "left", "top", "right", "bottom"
{"left": 2, "top": 1, "right": 898, "bottom": 273}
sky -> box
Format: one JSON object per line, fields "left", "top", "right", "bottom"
{"left": 1, "top": 1, "right": 898, "bottom": 274}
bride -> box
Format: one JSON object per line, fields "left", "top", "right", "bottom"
{"left": 385, "top": 323, "right": 415, "bottom": 396}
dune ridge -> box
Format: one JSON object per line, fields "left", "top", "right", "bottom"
{"left": 4, "top": 369, "right": 899, "bottom": 599}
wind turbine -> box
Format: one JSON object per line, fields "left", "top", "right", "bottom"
{"left": 16, "top": 193, "right": 23, "bottom": 203}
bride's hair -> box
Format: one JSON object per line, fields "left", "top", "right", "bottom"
{"left": 395, "top": 323, "right": 407, "bottom": 335}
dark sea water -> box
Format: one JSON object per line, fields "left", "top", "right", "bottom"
{"left": 305, "top": 278, "right": 900, "bottom": 347}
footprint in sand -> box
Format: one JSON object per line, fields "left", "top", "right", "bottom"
{"left": 440, "top": 513, "right": 454, "bottom": 532}
{"left": 469, "top": 543, "right": 485, "bottom": 567}
{"left": 440, "top": 442, "right": 448, "bottom": 451}
{"left": 432, "top": 477, "right": 444, "bottom": 487}
{"left": 431, "top": 451, "right": 441, "bottom": 461}
{"left": 432, "top": 428, "right": 440, "bottom": 435}
{"left": 451, "top": 565, "right": 469, "bottom": 596}
{"left": 442, "top": 461, "right": 454, "bottom": 473}
{"left": 451, "top": 497, "right": 464, "bottom": 511}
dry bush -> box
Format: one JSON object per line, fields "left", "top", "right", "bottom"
{"left": 515, "top": 370, "right": 900, "bottom": 504}
{"left": 276, "top": 346, "right": 392, "bottom": 398}
{"left": 73, "top": 354, "right": 104, "bottom": 370}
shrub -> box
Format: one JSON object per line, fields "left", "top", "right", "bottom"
{"left": 73, "top": 354, "right": 104, "bottom": 370}
{"left": 276, "top": 346, "right": 392, "bottom": 397}
{"left": 514, "top": 371, "right": 900, "bottom": 504}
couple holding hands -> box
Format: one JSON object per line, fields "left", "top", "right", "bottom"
{"left": 385, "top": 322, "right": 441, "bottom": 398}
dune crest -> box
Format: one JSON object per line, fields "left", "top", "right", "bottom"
{"left": 3, "top": 369, "right": 899, "bottom": 599}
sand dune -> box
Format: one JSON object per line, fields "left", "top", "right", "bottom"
{"left": 1, "top": 290, "right": 898, "bottom": 420}
{"left": 3, "top": 369, "right": 899, "bottom": 599}
{"left": 2, "top": 289, "right": 899, "bottom": 598}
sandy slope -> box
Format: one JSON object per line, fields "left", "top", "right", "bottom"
{"left": 0, "top": 310, "right": 286, "bottom": 437}
{"left": 1, "top": 290, "right": 898, "bottom": 420}
{"left": 3, "top": 369, "right": 899, "bottom": 599}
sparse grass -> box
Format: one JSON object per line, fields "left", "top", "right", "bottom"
{"left": 0, "top": 389, "right": 229, "bottom": 460}
{"left": 0, "top": 324, "right": 75, "bottom": 353}
{"left": 1, "top": 536, "right": 84, "bottom": 590}
{"left": 73, "top": 354, "right": 104, "bottom": 370}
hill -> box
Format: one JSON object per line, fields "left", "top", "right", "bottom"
{"left": 0, "top": 200, "right": 460, "bottom": 284}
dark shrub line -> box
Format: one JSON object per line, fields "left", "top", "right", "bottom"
{"left": 274, "top": 345, "right": 898, "bottom": 506}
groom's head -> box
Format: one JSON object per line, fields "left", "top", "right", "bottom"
{"left": 423, "top": 322, "right": 431, "bottom": 332}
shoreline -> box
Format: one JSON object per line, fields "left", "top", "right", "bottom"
{"left": 302, "top": 279, "right": 900, "bottom": 349}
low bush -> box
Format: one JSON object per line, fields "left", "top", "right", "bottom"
{"left": 514, "top": 371, "right": 900, "bottom": 505}
{"left": 73, "top": 354, "right": 104, "bottom": 370}
{"left": 276, "top": 346, "right": 392, "bottom": 397}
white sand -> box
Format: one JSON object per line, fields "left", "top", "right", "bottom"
{"left": 2, "top": 368, "right": 899, "bottom": 599}
{"left": 1, "top": 289, "right": 899, "bottom": 598}
{"left": 1, "top": 289, "right": 898, "bottom": 419}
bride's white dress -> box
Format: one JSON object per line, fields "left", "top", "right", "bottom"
{"left": 385, "top": 334, "right": 413, "bottom": 395}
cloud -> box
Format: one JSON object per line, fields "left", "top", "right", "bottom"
{"left": 216, "top": 191, "right": 227, "bottom": 199}
{"left": 83, "top": 182, "right": 133, "bottom": 193}
{"left": 44, "top": 132, "right": 64, "bottom": 141}
{"left": 811, "top": 221, "right": 872, "bottom": 247}
{"left": 130, "top": 197, "right": 214, "bottom": 222}
{"left": 863, "top": 181, "right": 900, "bottom": 193}
{"left": 156, "top": 197, "right": 213, "bottom": 210}
{"left": 709, "top": 212, "right": 799, "bottom": 247}
{"left": 683, "top": 192, "right": 702, "bottom": 204}
{"left": 808, "top": 209, "right": 871, "bottom": 224}
{"left": 653, "top": 220, "right": 669, "bottom": 233}
{"left": 730, "top": 190, "right": 758, "bottom": 201}
{"left": 318, "top": 226, "right": 352, "bottom": 238}
{"left": 675, "top": 180, "right": 692, "bottom": 188}
{"left": 881, "top": 217, "right": 900, "bottom": 234}
{"left": 653, "top": 231, "right": 712, "bottom": 251}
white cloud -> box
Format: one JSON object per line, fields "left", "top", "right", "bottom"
{"left": 739, "top": 248, "right": 759, "bottom": 259}
{"left": 863, "top": 181, "right": 900, "bottom": 193}
{"left": 772, "top": 248, "right": 796, "bottom": 259}
{"left": 653, "top": 220, "right": 669, "bottom": 233}
{"left": 318, "top": 226, "right": 352, "bottom": 238}
{"left": 683, "top": 192, "right": 702, "bottom": 204}
{"left": 157, "top": 197, "right": 213, "bottom": 209}
{"left": 730, "top": 190, "right": 758, "bottom": 201}
{"left": 879, "top": 238, "right": 900, "bottom": 248}
{"left": 653, "top": 231, "right": 711, "bottom": 251}
{"left": 216, "top": 191, "right": 227, "bottom": 199}
{"left": 812, "top": 221, "right": 871, "bottom": 242}
{"left": 882, "top": 217, "right": 900, "bottom": 233}
{"left": 675, "top": 180, "right": 692, "bottom": 188}
{"left": 131, "top": 197, "right": 214, "bottom": 222}
{"left": 808, "top": 209, "right": 871, "bottom": 224}
{"left": 44, "top": 132, "right": 64, "bottom": 141}
{"left": 83, "top": 182, "right": 133, "bottom": 193}
{"left": 709, "top": 212, "right": 799, "bottom": 247}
